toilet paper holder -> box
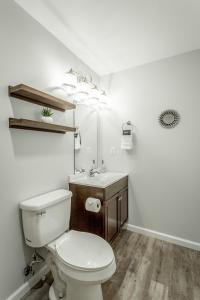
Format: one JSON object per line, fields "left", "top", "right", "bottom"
{"left": 85, "top": 197, "right": 101, "bottom": 213}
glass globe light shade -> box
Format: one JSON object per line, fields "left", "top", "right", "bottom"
{"left": 100, "top": 91, "right": 108, "bottom": 104}
{"left": 63, "top": 69, "right": 77, "bottom": 94}
{"left": 89, "top": 85, "right": 100, "bottom": 100}
{"left": 63, "top": 84, "right": 77, "bottom": 95}
{"left": 74, "top": 91, "right": 88, "bottom": 103}
{"left": 77, "top": 80, "right": 90, "bottom": 95}
{"left": 75, "top": 77, "right": 90, "bottom": 103}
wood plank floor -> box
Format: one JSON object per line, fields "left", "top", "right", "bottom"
{"left": 22, "top": 230, "right": 200, "bottom": 300}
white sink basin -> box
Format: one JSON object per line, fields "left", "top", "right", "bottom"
{"left": 69, "top": 172, "right": 128, "bottom": 188}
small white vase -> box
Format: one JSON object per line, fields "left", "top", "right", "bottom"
{"left": 41, "top": 116, "right": 53, "bottom": 123}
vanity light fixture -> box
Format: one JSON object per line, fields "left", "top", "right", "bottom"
{"left": 63, "top": 68, "right": 78, "bottom": 95}
{"left": 62, "top": 68, "right": 108, "bottom": 107}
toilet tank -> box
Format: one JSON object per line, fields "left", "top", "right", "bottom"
{"left": 20, "top": 189, "right": 72, "bottom": 248}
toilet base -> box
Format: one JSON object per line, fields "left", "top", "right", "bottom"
{"left": 49, "top": 281, "right": 103, "bottom": 300}
{"left": 49, "top": 285, "right": 56, "bottom": 300}
{"left": 66, "top": 281, "right": 103, "bottom": 300}
{"left": 49, "top": 284, "right": 66, "bottom": 300}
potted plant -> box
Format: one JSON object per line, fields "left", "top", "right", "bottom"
{"left": 41, "top": 108, "right": 54, "bottom": 123}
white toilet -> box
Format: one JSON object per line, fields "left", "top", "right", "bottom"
{"left": 20, "top": 189, "right": 116, "bottom": 300}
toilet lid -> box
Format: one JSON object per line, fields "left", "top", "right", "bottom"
{"left": 56, "top": 230, "right": 114, "bottom": 271}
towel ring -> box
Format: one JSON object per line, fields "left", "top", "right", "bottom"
{"left": 122, "top": 121, "right": 133, "bottom": 132}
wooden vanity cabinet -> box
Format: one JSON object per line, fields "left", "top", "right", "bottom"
{"left": 69, "top": 176, "right": 128, "bottom": 243}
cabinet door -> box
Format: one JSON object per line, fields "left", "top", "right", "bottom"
{"left": 119, "top": 188, "right": 128, "bottom": 227}
{"left": 69, "top": 183, "right": 105, "bottom": 238}
{"left": 105, "top": 194, "right": 118, "bottom": 242}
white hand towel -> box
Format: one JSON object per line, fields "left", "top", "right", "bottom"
{"left": 75, "top": 131, "right": 81, "bottom": 150}
{"left": 121, "top": 134, "right": 133, "bottom": 150}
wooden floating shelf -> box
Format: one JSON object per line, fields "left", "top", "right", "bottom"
{"left": 9, "top": 118, "right": 76, "bottom": 134}
{"left": 9, "top": 84, "right": 76, "bottom": 112}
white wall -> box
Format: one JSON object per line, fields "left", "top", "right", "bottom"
{"left": 100, "top": 50, "right": 200, "bottom": 243}
{"left": 0, "top": 1, "right": 99, "bottom": 299}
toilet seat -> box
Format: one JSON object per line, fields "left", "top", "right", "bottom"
{"left": 55, "top": 230, "right": 114, "bottom": 271}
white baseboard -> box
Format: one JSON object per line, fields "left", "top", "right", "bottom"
{"left": 6, "top": 264, "right": 49, "bottom": 300}
{"left": 126, "top": 223, "right": 200, "bottom": 251}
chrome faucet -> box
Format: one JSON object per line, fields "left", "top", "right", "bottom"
{"left": 89, "top": 168, "right": 100, "bottom": 177}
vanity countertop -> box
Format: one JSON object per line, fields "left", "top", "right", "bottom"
{"left": 69, "top": 172, "right": 128, "bottom": 188}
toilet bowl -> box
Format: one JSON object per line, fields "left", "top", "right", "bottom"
{"left": 47, "top": 230, "right": 116, "bottom": 300}
{"left": 20, "top": 189, "right": 116, "bottom": 300}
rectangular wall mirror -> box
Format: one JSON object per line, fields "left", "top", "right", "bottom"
{"left": 74, "top": 105, "right": 98, "bottom": 173}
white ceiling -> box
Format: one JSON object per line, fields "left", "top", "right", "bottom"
{"left": 15, "top": 0, "right": 200, "bottom": 75}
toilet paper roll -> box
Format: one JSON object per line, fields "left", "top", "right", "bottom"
{"left": 85, "top": 197, "right": 101, "bottom": 213}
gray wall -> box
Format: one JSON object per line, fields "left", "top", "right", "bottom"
{"left": 0, "top": 1, "right": 99, "bottom": 299}
{"left": 100, "top": 50, "right": 200, "bottom": 243}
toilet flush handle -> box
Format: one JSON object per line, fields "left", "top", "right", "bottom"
{"left": 36, "top": 210, "right": 47, "bottom": 216}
